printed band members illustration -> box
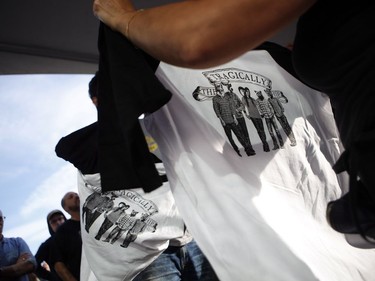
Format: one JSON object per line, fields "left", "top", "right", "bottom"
{"left": 121, "top": 214, "right": 152, "bottom": 248}
{"left": 254, "top": 90, "right": 284, "bottom": 150}
{"left": 239, "top": 87, "right": 270, "bottom": 152}
{"left": 103, "top": 210, "right": 138, "bottom": 244}
{"left": 212, "top": 80, "right": 255, "bottom": 157}
{"left": 82, "top": 192, "right": 116, "bottom": 233}
{"left": 265, "top": 88, "right": 297, "bottom": 146}
{"left": 95, "top": 202, "right": 129, "bottom": 240}
{"left": 224, "top": 81, "right": 256, "bottom": 156}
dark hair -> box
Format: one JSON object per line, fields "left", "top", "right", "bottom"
{"left": 88, "top": 71, "right": 99, "bottom": 99}
{"left": 61, "top": 197, "right": 65, "bottom": 209}
{"left": 47, "top": 209, "right": 64, "bottom": 222}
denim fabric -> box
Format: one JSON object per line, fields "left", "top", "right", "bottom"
{"left": 133, "top": 240, "right": 219, "bottom": 281}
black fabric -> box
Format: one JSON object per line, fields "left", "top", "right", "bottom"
{"left": 292, "top": 0, "right": 375, "bottom": 240}
{"left": 35, "top": 237, "right": 62, "bottom": 281}
{"left": 293, "top": 0, "right": 375, "bottom": 147}
{"left": 97, "top": 22, "right": 172, "bottom": 192}
{"left": 50, "top": 219, "right": 82, "bottom": 280}
{"left": 55, "top": 121, "right": 168, "bottom": 181}
{"left": 293, "top": 0, "right": 375, "bottom": 197}
{"left": 55, "top": 122, "right": 99, "bottom": 175}
{"left": 255, "top": 42, "right": 298, "bottom": 80}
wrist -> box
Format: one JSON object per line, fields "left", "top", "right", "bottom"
{"left": 125, "top": 9, "right": 144, "bottom": 38}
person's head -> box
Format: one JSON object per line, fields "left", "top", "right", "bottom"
{"left": 220, "top": 79, "right": 233, "bottom": 92}
{"left": 214, "top": 81, "right": 224, "bottom": 95}
{"left": 88, "top": 71, "right": 99, "bottom": 107}
{"left": 47, "top": 209, "right": 66, "bottom": 234}
{"left": 140, "top": 213, "right": 149, "bottom": 221}
{"left": 244, "top": 87, "right": 251, "bottom": 97}
{"left": 0, "top": 209, "right": 5, "bottom": 236}
{"left": 226, "top": 83, "right": 233, "bottom": 92}
{"left": 238, "top": 87, "right": 245, "bottom": 96}
{"left": 255, "top": 90, "right": 264, "bottom": 100}
{"left": 130, "top": 210, "right": 138, "bottom": 217}
{"left": 61, "top": 192, "right": 80, "bottom": 216}
{"left": 264, "top": 88, "right": 272, "bottom": 97}
{"left": 118, "top": 202, "right": 130, "bottom": 210}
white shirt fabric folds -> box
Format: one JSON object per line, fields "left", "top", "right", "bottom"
{"left": 143, "top": 49, "right": 375, "bottom": 281}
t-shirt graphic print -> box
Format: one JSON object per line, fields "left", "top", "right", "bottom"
{"left": 192, "top": 67, "right": 297, "bottom": 157}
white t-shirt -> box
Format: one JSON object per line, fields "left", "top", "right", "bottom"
{"left": 78, "top": 169, "right": 191, "bottom": 281}
{"left": 143, "top": 49, "right": 375, "bottom": 281}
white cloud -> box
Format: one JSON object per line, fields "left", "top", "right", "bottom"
{"left": 0, "top": 74, "right": 94, "bottom": 254}
{"left": 0, "top": 166, "right": 30, "bottom": 180}
{"left": 5, "top": 163, "right": 79, "bottom": 253}
{"left": 20, "top": 164, "right": 78, "bottom": 217}
{"left": 0, "top": 74, "right": 97, "bottom": 159}
{"left": 5, "top": 218, "right": 50, "bottom": 254}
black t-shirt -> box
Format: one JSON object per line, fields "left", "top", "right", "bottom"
{"left": 292, "top": 0, "right": 375, "bottom": 145}
{"left": 55, "top": 122, "right": 99, "bottom": 175}
{"left": 50, "top": 219, "right": 82, "bottom": 280}
{"left": 35, "top": 236, "right": 62, "bottom": 281}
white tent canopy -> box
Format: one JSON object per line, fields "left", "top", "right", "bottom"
{"left": 1, "top": 0, "right": 99, "bottom": 74}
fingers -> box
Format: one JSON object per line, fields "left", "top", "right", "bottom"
{"left": 92, "top": 0, "right": 102, "bottom": 21}
{"left": 17, "top": 253, "right": 31, "bottom": 263}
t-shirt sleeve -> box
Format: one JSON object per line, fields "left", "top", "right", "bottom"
{"left": 48, "top": 234, "right": 64, "bottom": 266}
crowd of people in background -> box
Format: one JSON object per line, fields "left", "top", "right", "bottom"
{"left": 0, "top": 194, "right": 81, "bottom": 281}
{"left": 1, "top": 189, "right": 218, "bottom": 281}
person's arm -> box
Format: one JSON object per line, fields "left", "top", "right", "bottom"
{"left": 0, "top": 252, "right": 35, "bottom": 279}
{"left": 54, "top": 261, "right": 78, "bottom": 281}
{"left": 34, "top": 241, "right": 53, "bottom": 280}
{"left": 28, "top": 273, "right": 39, "bottom": 281}
{"left": 93, "top": 0, "right": 316, "bottom": 68}
{"left": 50, "top": 231, "right": 77, "bottom": 281}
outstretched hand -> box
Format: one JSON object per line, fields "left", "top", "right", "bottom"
{"left": 91, "top": 0, "right": 316, "bottom": 68}
{"left": 93, "top": 0, "right": 135, "bottom": 31}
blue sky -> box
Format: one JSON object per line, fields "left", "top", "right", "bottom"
{"left": 0, "top": 74, "right": 97, "bottom": 254}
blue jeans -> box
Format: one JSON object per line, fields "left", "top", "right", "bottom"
{"left": 133, "top": 240, "right": 219, "bottom": 281}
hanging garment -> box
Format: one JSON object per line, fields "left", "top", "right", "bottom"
{"left": 78, "top": 170, "right": 190, "bottom": 281}
{"left": 55, "top": 119, "right": 190, "bottom": 281}
{"left": 97, "top": 22, "right": 172, "bottom": 193}
{"left": 143, "top": 44, "right": 375, "bottom": 281}
{"left": 55, "top": 122, "right": 99, "bottom": 175}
